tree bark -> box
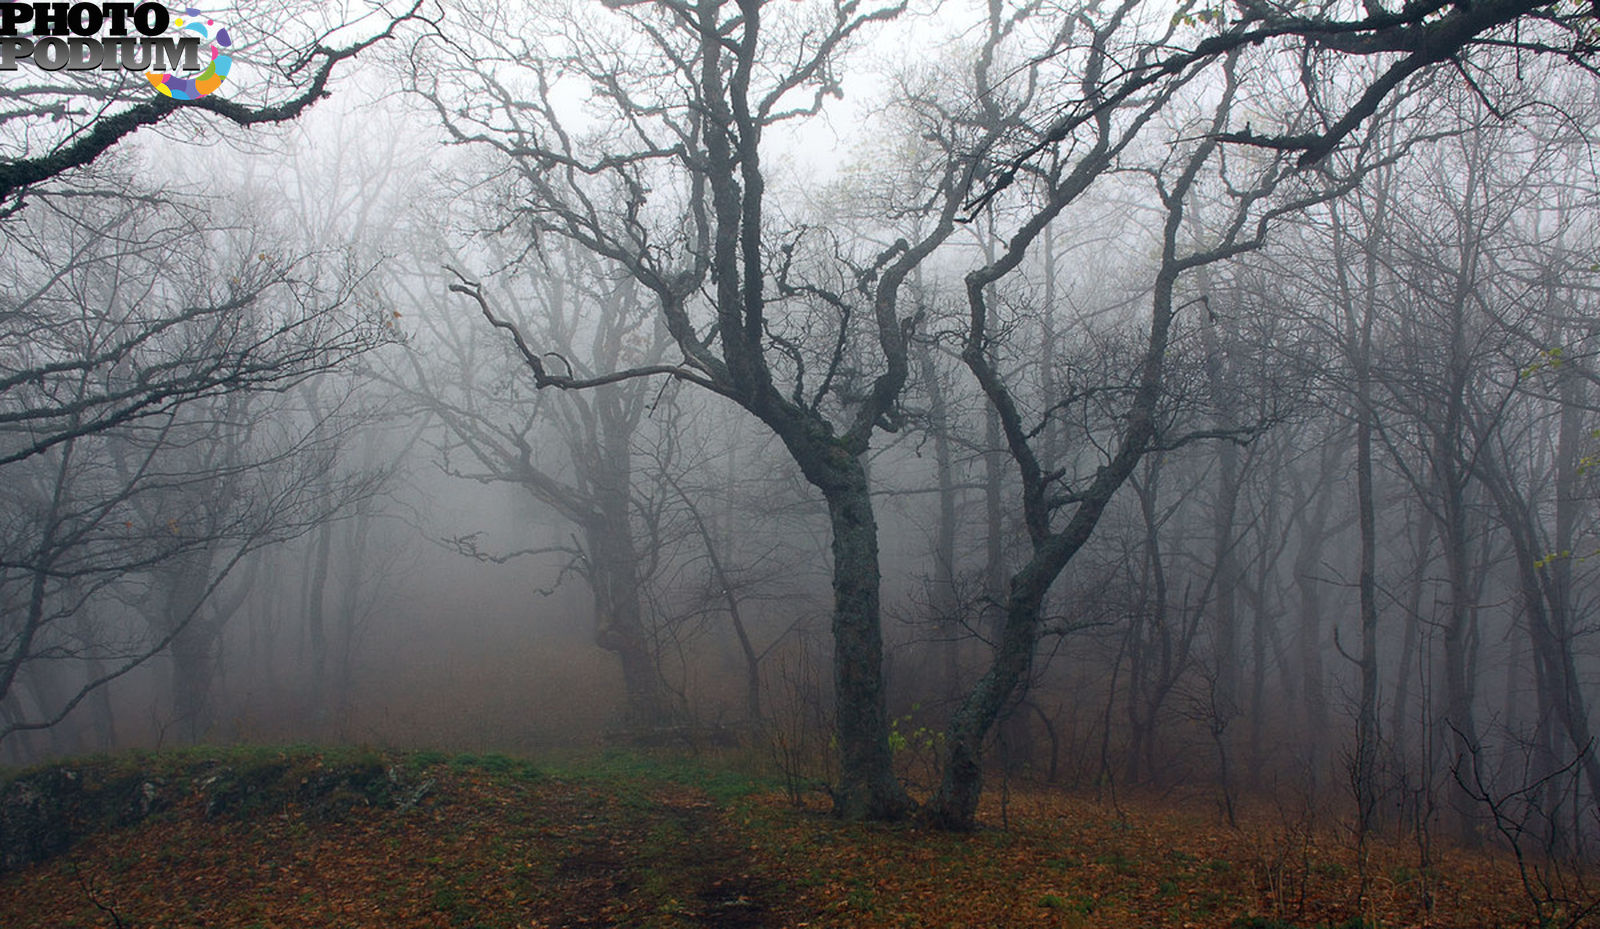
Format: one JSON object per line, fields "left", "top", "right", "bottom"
{"left": 819, "top": 456, "right": 911, "bottom": 821}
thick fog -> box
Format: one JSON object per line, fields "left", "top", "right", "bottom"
{"left": 5, "top": 0, "right": 1600, "bottom": 840}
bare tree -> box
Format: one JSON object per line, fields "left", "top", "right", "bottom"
{"left": 393, "top": 240, "right": 687, "bottom": 727}
{"left": 971, "top": 0, "right": 1599, "bottom": 208}
{"left": 0, "top": 182, "right": 387, "bottom": 751}
{"left": 927, "top": 23, "right": 1383, "bottom": 824}
{"left": 417, "top": 0, "right": 1025, "bottom": 818}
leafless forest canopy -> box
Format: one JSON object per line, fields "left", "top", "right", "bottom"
{"left": 6, "top": 0, "right": 1600, "bottom": 843}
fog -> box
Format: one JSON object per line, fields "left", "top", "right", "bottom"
{"left": 4, "top": 0, "right": 1600, "bottom": 844}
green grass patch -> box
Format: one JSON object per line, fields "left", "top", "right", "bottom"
{"left": 542, "top": 749, "right": 773, "bottom": 802}
{"left": 446, "top": 752, "right": 543, "bottom": 782}
{"left": 1094, "top": 850, "right": 1138, "bottom": 877}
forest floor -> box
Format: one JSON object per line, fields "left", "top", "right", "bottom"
{"left": 0, "top": 746, "right": 1578, "bottom": 928}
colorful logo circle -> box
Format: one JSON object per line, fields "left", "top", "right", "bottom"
{"left": 146, "top": 8, "right": 231, "bottom": 99}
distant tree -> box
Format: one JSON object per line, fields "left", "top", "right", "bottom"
{"left": 393, "top": 241, "right": 686, "bottom": 727}
{"left": 1366, "top": 109, "right": 1600, "bottom": 842}
{"left": 0, "top": 185, "right": 386, "bottom": 750}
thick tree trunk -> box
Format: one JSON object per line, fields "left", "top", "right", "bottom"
{"left": 164, "top": 550, "right": 218, "bottom": 744}
{"left": 170, "top": 626, "right": 216, "bottom": 744}
{"left": 588, "top": 499, "right": 668, "bottom": 728}
{"left": 83, "top": 658, "right": 116, "bottom": 750}
{"left": 983, "top": 406, "right": 1007, "bottom": 619}
{"left": 760, "top": 398, "right": 909, "bottom": 820}
{"left": 586, "top": 392, "right": 671, "bottom": 730}
{"left": 824, "top": 467, "right": 911, "bottom": 821}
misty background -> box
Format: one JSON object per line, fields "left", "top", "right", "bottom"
{"left": 5, "top": 0, "right": 1600, "bottom": 847}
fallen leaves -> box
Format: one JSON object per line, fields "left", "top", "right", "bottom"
{"left": 0, "top": 750, "right": 1569, "bottom": 929}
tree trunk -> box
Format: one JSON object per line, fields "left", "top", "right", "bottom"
{"left": 929, "top": 564, "right": 1050, "bottom": 829}
{"left": 823, "top": 464, "right": 911, "bottom": 820}
{"left": 586, "top": 388, "right": 671, "bottom": 730}
{"left": 1294, "top": 511, "right": 1330, "bottom": 794}
{"left": 165, "top": 554, "right": 218, "bottom": 745}
{"left": 1389, "top": 505, "right": 1433, "bottom": 768}
{"left": 917, "top": 339, "right": 962, "bottom": 702}
{"left": 334, "top": 500, "right": 374, "bottom": 734}
{"left": 1353, "top": 405, "right": 1381, "bottom": 836}
{"left": 303, "top": 516, "right": 333, "bottom": 727}
{"left": 1437, "top": 454, "right": 1481, "bottom": 844}
{"left": 170, "top": 624, "right": 216, "bottom": 744}
{"left": 1199, "top": 307, "right": 1245, "bottom": 778}
{"left": 587, "top": 502, "right": 667, "bottom": 728}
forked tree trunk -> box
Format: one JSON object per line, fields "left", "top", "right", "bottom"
{"left": 929, "top": 566, "right": 1050, "bottom": 829}
{"left": 928, "top": 459, "right": 1140, "bottom": 829}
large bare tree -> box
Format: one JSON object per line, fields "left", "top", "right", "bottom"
{"left": 418, "top": 0, "right": 1033, "bottom": 818}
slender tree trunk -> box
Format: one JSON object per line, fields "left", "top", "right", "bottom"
{"left": 1200, "top": 306, "right": 1247, "bottom": 778}
{"left": 1354, "top": 401, "right": 1381, "bottom": 835}
{"left": 1294, "top": 508, "right": 1330, "bottom": 794}
{"left": 930, "top": 564, "right": 1051, "bottom": 829}
{"left": 917, "top": 340, "right": 962, "bottom": 701}
{"left": 335, "top": 499, "right": 373, "bottom": 733}
{"left": 1389, "top": 506, "right": 1434, "bottom": 769}
{"left": 1476, "top": 423, "right": 1600, "bottom": 825}
{"left": 304, "top": 516, "right": 333, "bottom": 726}
{"left": 931, "top": 251, "right": 1182, "bottom": 829}
{"left": 1125, "top": 463, "right": 1168, "bottom": 785}
{"left": 0, "top": 438, "right": 73, "bottom": 714}
{"left": 84, "top": 657, "right": 116, "bottom": 750}
{"left": 665, "top": 466, "right": 764, "bottom": 723}
{"left": 1330, "top": 191, "right": 1383, "bottom": 833}
{"left": 1438, "top": 454, "right": 1481, "bottom": 843}
{"left": 1352, "top": 238, "right": 1381, "bottom": 835}
{"left": 1548, "top": 359, "right": 1600, "bottom": 805}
